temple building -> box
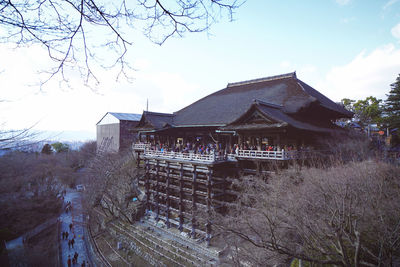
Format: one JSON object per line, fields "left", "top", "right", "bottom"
{"left": 134, "top": 72, "right": 351, "bottom": 152}
{"left": 131, "top": 72, "right": 352, "bottom": 242}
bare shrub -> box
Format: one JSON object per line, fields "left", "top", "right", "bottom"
{"left": 215, "top": 160, "right": 400, "bottom": 266}
{"left": 83, "top": 150, "right": 142, "bottom": 229}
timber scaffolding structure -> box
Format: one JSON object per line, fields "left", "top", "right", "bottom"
{"left": 133, "top": 145, "right": 318, "bottom": 243}
{"left": 135, "top": 146, "right": 238, "bottom": 243}
{"left": 130, "top": 72, "right": 353, "bottom": 242}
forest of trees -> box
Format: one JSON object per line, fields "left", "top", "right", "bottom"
{"left": 214, "top": 145, "right": 400, "bottom": 266}
{"left": 0, "top": 141, "right": 96, "bottom": 242}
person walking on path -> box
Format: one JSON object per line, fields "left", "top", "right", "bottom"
{"left": 67, "top": 255, "right": 71, "bottom": 267}
{"left": 71, "top": 238, "right": 75, "bottom": 248}
{"left": 65, "top": 231, "right": 69, "bottom": 240}
{"left": 74, "top": 251, "right": 79, "bottom": 264}
{"left": 69, "top": 223, "right": 73, "bottom": 231}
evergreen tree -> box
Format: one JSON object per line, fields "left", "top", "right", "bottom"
{"left": 384, "top": 74, "right": 400, "bottom": 130}
{"left": 41, "top": 144, "right": 53, "bottom": 154}
{"left": 51, "top": 142, "right": 69, "bottom": 153}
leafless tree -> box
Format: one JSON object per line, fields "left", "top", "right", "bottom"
{"left": 83, "top": 150, "right": 143, "bottom": 227}
{"left": 0, "top": 124, "right": 40, "bottom": 150}
{"left": 1, "top": 0, "right": 242, "bottom": 88}
{"left": 0, "top": 151, "right": 67, "bottom": 240}
{"left": 214, "top": 160, "right": 400, "bottom": 266}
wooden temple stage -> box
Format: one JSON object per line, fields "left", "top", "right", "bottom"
{"left": 128, "top": 72, "right": 353, "bottom": 243}
{"left": 132, "top": 143, "right": 311, "bottom": 243}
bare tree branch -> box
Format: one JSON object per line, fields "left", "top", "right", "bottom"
{"left": 0, "top": 0, "right": 243, "bottom": 89}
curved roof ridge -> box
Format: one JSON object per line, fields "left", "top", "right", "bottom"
{"left": 144, "top": 111, "right": 174, "bottom": 117}
{"left": 227, "top": 71, "right": 296, "bottom": 88}
{"left": 253, "top": 99, "right": 283, "bottom": 109}
{"left": 296, "top": 80, "right": 353, "bottom": 117}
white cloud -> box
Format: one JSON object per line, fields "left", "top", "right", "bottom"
{"left": 335, "top": 0, "right": 351, "bottom": 6}
{"left": 383, "top": 0, "right": 399, "bottom": 10}
{"left": 340, "top": 17, "right": 356, "bottom": 24}
{"left": 318, "top": 44, "right": 400, "bottom": 101}
{"left": 280, "top": 60, "right": 292, "bottom": 69}
{"left": 391, "top": 23, "right": 400, "bottom": 39}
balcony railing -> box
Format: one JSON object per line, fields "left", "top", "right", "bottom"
{"left": 235, "top": 149, "right": 300, "bottom": 160}
{"left": 133, "top": 143, "right": 308, "bottom": 162}
{"left": 143, "top": 149, "right": 226, "bottom": 163}
{"left": 132, "top": 143, "right": 151, "bottom": 151}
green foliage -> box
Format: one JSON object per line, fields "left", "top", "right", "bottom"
{"left": 41, "top": 143, "right": 53, "bottom": 154}
{"left": 341, "top": 96, "right": 383, "bottom": 127}
{"left": 384, "top": 73, "right": 400, "bottom": 130}
{"left": 341, "top": 98, "right": 355, "bottom": 112}
{"left": 51, "top": 142, "right": 69, "bottom": 153}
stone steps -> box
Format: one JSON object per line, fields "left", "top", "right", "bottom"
{"left": 110, "top": 219, "right": 219, "bottom": 266}
{"left": 144, "top": 215, "right": 218, "bottom": 260}
{"left": 110, "top": 221, "right": 188, "bottom": 266}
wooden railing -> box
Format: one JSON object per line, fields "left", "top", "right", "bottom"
{"left": 235, "top": 149, "right": 300, "bottom": 160}
{"left": 143, "top": 149, "right": 226, "bottom": 163}
{"left": 132, "top": 143, "right": 151, "bottom": 151}
{"left": 134, "top": 143, "right": 307, "bottom": 161}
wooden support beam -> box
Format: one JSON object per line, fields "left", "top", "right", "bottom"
{"left": 179, "top": 163, "right": 184, "bottom": 232}
{"left": 145, "top": 159, "right": 150, "bottom": 212}
{"left": 136, "top": 151, "right": 141, "bottom": 168}
{"left": 206, "top": 167, "right": 213, "bottom": 245}
{"left": 191, "top": 165, "right": 197, "bottom": 238}
{"left": 166, "top": 162, "right": 170, "bottom": 228}
{"left": 155, "top": 160, "right": 160, "bottom": 221}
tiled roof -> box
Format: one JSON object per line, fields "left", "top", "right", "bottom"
{"left": 135, "top": 111, "right": 174, "bottom": 130}
{"left": 223, "top": 100, "right": 339, "bottom": 133}
{"left": 171, "top": 72, "right": 351, "bottom": 127}
{"left": 135, "top": 72, "right": 353, "bottom": 131}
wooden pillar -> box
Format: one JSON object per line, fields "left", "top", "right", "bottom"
{"left": 155, "top": 160, "right": 160, "bottom": 221}
{"left": 206, "top": 167, "right": 213, "bottom": 245}
{"left": 136, "top": 151, "right": 141, "bottom": 168}
{"left": 178, "top": 163, "right": 184, "bottom": 232}
{"left": 276, "top": 134, "right": 281, "bottom": 147}
{"left": 166, "top": 162, "right": 170, "bottom": 228}
{"left": 145, "top": 159, "right": 150, "bottom": 212}
{"left": 191, "top": 165, "right": 197, "bottom": 238}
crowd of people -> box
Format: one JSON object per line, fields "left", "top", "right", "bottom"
{"left": 140, "top": 140, "right": 307, "bottom": 156}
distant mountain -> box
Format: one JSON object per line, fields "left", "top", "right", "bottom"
{"left": 38, "top": 130, "right": 95, "bottom": 142}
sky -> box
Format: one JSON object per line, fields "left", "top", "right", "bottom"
{"left": 1, "top": 0, "right": 400, "bottom": 141}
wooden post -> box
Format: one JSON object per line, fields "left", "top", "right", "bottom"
{"left": 155, "top": 160, "right": 160, "bottom": 221}
{"left": 206, "top": 167, "right": 213, "bottom": 245}
{"left": 145, "top": 159, "right": 150, "bottom": 212}
{"left": 191, "top": 165, "right": 197, "bottom": 238}
{"left": 136, "top": 151, "right": 141, "bottom": 168}
{"left": 179, "top": 163, "right": 184, "bottom": 232}
{"left": 166, "top": 162, "right": 170, "bottom": 228}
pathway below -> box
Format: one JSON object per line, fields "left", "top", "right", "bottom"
{"left": 60, "top": 189, "right": 91, "bottom": 267}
